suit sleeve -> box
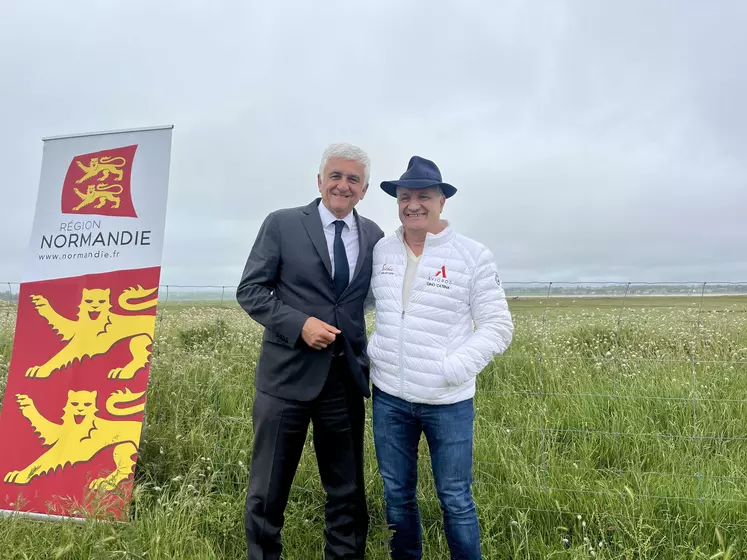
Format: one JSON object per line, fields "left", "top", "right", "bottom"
{"left": 236, "top": 212, "right": 309, "bottom": 348}
{"left": 363, "top": 226, "right": 385, "bottom": 315}
{"left": 443, "top": 247, "right": 514, "bottom": 386}
{"left": 364, "top": 285, "right": 375, "bottom": 315}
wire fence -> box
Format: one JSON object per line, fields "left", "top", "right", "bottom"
{"left": 2, "top": 280, "right": 747, "bottom": 532}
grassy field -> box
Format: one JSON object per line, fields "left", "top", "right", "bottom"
{"left": 1, "top": 295, "right": 746, "bottom": 559}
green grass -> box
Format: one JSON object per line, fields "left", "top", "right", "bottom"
{"left": 1, "top": 296, "right": 747, "bottom": 558}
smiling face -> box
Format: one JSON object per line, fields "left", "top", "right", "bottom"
{"left": 397, "top": 186, "right": 446, "bottom": 234}
{"left": 318, "top": 158, "right": 368, "bottom": 218}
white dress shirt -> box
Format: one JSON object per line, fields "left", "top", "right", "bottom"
{"left": 318, "top": 200, "right": 359, "bottom": 284}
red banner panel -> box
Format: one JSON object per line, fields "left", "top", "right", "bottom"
{"left": 0, "top": 267, "right": 161, "bottom": 519}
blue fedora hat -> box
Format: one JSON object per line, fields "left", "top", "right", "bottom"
{"left": 380, "top": 156, "right": 457, "bottom": 198}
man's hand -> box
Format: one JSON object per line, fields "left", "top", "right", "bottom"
{"left": 301, "top": 317, "right": 341, "bottom": 350}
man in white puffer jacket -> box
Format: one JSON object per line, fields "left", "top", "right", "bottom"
{"left": 367, "top": 156, "right": 514, "bottom": 560}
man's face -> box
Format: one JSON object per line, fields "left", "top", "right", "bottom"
{"left": 317, "top": 158, "right": 368, "bottom": 218}
{"left": 397, "top": 186, "right": 445, "bottom": 232}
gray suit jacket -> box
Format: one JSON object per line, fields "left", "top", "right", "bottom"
{"left": 237, "top": 198, "right": 384, "bottom": 401}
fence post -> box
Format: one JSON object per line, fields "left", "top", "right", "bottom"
{"left": 538, "top": 282, "right": 553, "bottom": 494}
{"left": 614, "top": 282, "right": 631, "bottom": 492}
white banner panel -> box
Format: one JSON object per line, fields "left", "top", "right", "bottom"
{"left": 24, "top": 126, "right": 173, "bottom": 283}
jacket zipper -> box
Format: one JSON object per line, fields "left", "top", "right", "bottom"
{"left": 399, "top": 235, "right": 425, "bottom": 398}
{"left": 398, "top": 308, "right": 405, "bottom": 398}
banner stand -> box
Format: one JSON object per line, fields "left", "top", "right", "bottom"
{"left": 42, "top": 124, "right": 174, "bottom": 142}
{"left": 0, "top": 509, "right": 88, "bottom": 525}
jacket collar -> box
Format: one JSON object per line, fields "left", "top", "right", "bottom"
{"left": 395, "top": 221, "right": 454, "bottom": 248}
{"left": 301, "top": 199, "right": 333, "bottom": 277}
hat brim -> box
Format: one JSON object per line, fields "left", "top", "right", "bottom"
{"left": 380, "top": 179, "right": 457, "bottom": 198}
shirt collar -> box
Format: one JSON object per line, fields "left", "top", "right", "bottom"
{"left": 318, "top": 200, "right": 355, "bottom": 230}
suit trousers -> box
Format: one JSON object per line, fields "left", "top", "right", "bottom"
{"left": 245, "top": 356, "right": 368, "bottom": 559}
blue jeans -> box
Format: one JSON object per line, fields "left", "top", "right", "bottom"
{"left": 372, "top": 386, "right": 481, "bottom": 560}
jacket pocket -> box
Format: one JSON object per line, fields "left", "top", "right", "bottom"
{"left": 442, "top": 336, "right": 470, "bottom": 387}
{"left": 443, "top": 353, "right": 461, "bottom": 387}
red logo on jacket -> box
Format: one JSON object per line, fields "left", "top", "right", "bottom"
{"left": 427, "top": 266, "right": 451, "bottom": 290}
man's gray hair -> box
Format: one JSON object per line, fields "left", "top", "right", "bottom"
{"left": 319, "top": 142, "right": 371, "bottom": 184}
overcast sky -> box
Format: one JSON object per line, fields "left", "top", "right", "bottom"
{"left": 1, "top": 1, "right": 745, "bottom": 287}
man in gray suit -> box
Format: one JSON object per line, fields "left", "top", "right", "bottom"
{"left": 237, "top": 143, "right": 384, "bottom": 560}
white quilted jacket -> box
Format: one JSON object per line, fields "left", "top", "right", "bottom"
{"left": 367, "top": 223, "right": 514, "bottom": 405}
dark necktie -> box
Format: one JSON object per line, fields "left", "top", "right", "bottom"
{"left": 333, "top": 220, "right": 349, "bottom": 298}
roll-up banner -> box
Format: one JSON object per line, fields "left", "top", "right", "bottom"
{"left": 0, "top": 125, "right": 173, "bottom": 521}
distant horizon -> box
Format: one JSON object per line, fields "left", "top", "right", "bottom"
{"left": 3, "top": 279, "right": 747, "bottom": 286}
{"left": 3, "top": 280, "right": 747, "bottom": 304}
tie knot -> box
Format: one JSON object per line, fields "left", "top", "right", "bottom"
{"left": 334, "top": 220, "right": 345, "bottom": 234}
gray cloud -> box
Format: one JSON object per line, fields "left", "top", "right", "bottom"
{"left": 1, "top": 1, "right": 745, "bottom": 287}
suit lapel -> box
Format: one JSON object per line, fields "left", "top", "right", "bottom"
{"left": 301, "top": 199, "right": 333, "bottom": 278}
{"left": 351, "top": 210, "right": 369, "bottom": 285}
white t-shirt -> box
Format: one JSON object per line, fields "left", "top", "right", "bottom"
{"left": 402, "top": 243, "right": 421, "bottom": 309}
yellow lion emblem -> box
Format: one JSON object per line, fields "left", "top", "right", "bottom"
{"left": 26, "top": 286, "right": 158, "bottom": 380}
{"left": 76, "top": 156, "right": 126, "bottom": 184}
{"left": 73, "top": 183, "right": 123, "bottom": 211}
{"left": 4, "top": 388, "right": 145, "bottom": 492}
